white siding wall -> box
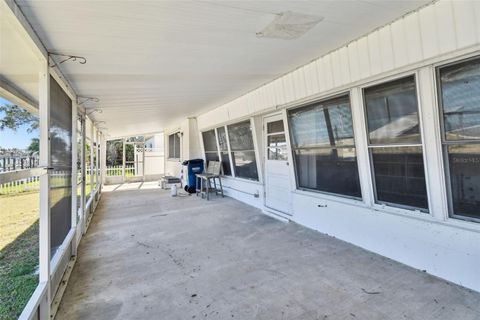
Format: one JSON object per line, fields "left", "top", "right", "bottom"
{"left": 178, "top": 0, "right": 480, "bottom": 292}
{"left": 197, "top": 0, "right": 480, "bottom": 130}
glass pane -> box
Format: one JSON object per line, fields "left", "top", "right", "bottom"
{"left": 268, "top": 147, "right": 288, "bottom": 161}
{"left": 49, "top": 76, "right": 72, "bottom": 255}
{"left": 85, "top": 140, "right": 91, "bottom": 201}
{"left": 106, "top": 139, "right": 123, "bottom": 176}
{"left": 371, "top": 146, "right": 428, "bottom": 210}
{"left": 231, "top": 151, "right": 258, "bottom": 180}
{"left": 289, "top": 95, "right": 354, "bottom": 148}
{"left": 202, "top": 130, "right": 218, "bottom": 152}
{"left": 217, "top": 127, "right": 228, "bottom": 151}
{"left": 0, "top": 96, "right": 40, "bottom": 318}
{"left": 93, "top": 143, "right": 97, "bottom": 187}
{"left": 168, "top": 134, "right": 175, "bottom": 158}
{"left": 267, "top": 134, "right": 287, "bottom": 160}
{"left": 267, "top": 134, "right": 286, "bottom": 148}
{"left": 170, "top": 133, "right": 180, "bottom": 159}
{"left": 125, "top": 143, "right": 135, "bottom": 177}
{"left": 76, "top": 119, "right": 83, "bottom": 220}
{"left": 447, "top": 144, "right": 480, "bottom": 220}
{"left": 267, "top": 120, "right": 284, "bottom": 134}
{"left": 220, "top": 152, "right": 232, "bottom": 176}
{"left": 205, "top": 152, "right": 219, "bottom": 166}
{"left": 439, "top": 58, "right": 480, "bottom": 141}
{"left": 364, "top": 76, "right": 420, "bottom": 144}
{"left": 228, "top": 121, "right": 255, "bottom": 151}
{"left": 293, "top": 148, "right": 361, "bottom": 198}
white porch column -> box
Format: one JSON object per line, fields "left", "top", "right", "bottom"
{"left": 71, "top": 100, "right": 78, "bottom": 255}
{"left": 38, "top": 61, "right": 51, "bottom": 319}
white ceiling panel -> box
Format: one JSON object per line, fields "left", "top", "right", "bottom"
{"left": 15, "top": 0, "right": 430, "bottom": 137}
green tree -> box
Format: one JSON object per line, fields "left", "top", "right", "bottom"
{"left": 27, "top": 138, "right": 39, "bottom": 154}
{"left": 0, "top": 104, "right": 39, "bottom": 132}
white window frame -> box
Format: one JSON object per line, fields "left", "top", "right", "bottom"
{"left": 286, "top": 92, "right": 363, "bottom": 201}
{"left": 360, "top": 72, "right": 432, "bottom": 214}
{"left": 435, "top": 55, "right": 480, "bottom": 224}
{"left": 168, "top": 132, "right": 181, "bottom": 160}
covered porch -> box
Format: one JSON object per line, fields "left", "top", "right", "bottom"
{"left": 56, "top": 184, "right": 480, "bottom": 320}
{"left": 2, "top": 0, "right": 480, "bottom": 319}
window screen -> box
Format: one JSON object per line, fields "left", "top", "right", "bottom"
{"left": 438, "top": 57, "right": 480, "bottom": 221}
{"left": 288, "top": 95, "right": 361, "bottom": 198}
{"left": 49, "top": 76, "right": 73, "bottom": 255}
{"left": 364, "top": 76, "right": 428, "bottom": 211}
{"left": 227, "top": 120, "right": 258, "bottom": 180}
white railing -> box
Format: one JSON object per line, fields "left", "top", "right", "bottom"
{"left": 105, "top": 165, "right": 135, "bottom": 177}
{"left": 0, "top": 176, "right": 40, "bottom": 195}
{"left": 0, "top": 171, "right": 71, "bottom": 195}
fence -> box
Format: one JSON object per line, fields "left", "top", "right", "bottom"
{"left": 0, "top": 176, "right": 40, "bottom": 195}
{"left": 106, "top": 165, "right": 135, "bottom": 177}
{"left": 0, "top": 171, "right": 71, "bottom": 195}
{"left": 0, "top": 156, "right": 39, "bottom": 173}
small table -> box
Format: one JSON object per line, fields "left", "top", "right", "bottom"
{"left": 159, "top": 176, "right": 182, "bottom": 190}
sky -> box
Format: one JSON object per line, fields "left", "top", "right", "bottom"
{"left": 0, "top": 96, "right": 38, "bottom": 149}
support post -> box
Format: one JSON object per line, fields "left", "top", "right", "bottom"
{"left": 38, "top": 62, "right": 51, "bottom": 320}
{"left": 71, "top": 100, "right": 78, "bottom": 255}
{"left": 122, "top": 138, "right": 126, "bottom": 181}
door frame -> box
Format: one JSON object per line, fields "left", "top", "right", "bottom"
{"left": 262, "top": 111, "right": 295, "bottom": 217}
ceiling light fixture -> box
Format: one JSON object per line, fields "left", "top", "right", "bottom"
{"left": 256, "top": 11, "right": 323, "bottom": 40}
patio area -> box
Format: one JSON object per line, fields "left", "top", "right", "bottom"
{"left": 56, "top": 185, "right": 480, "bottom": 320}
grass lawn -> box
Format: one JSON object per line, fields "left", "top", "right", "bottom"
{"left": 0, "top": 192, "right": 39, "bottom": 320}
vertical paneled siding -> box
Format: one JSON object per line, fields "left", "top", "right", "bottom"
{"left": 197, "top": 0, "right": 480, "bottom": 130}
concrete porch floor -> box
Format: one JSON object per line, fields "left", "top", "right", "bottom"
{"left": 56, "top": 183, "right": 480, "bottom": 320}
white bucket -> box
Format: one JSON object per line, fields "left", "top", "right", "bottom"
{"left": 170, "top": 184, "right": 177, "bottom": 197}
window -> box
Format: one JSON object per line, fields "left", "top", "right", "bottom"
{"left": 168, "top": 132, "right": 180, "bottom": 159}
{"left": 438, "top": 57, "right": 480, "bottom": 222}
{"left": 364, "top": 76, "right": 428, "bottom": 211}
{"left": 266, "top": 120, "right": 288, "bottom": 160}
{"left": 227, "top": 120, "right": 259, "bottom": 180}
{"left": 202, "top": 129, "right": 219, "bottom": 165}
{"left": 216, "top": 127, "right": 232, "bottom": 176}
{"left": 288, "top": 95, "right": 361, "bottom": 198}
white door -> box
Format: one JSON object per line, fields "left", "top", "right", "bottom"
{"left": 264, "top": 114, "right": 293, "bottom": 215}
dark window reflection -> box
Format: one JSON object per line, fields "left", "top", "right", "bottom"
{"left": 288, "top": 95, "right": 361, "bottom": 198}
{"left": 228, "top": 121, "right": 255, "bottom": 151}
{"left": 371, "top": 147, "right": 428, "bottom": 210}
{"left": 439, "top": 58, "right": 480, "bottom": 141}
{"left": 217, "top": 127, "right": 229, "bottom": 151}
{"left": 267, "top": 120, "right": 284, "bottom": 134}
{"left": 168, "top": 133, "right": 180, "bottom": 158}
{"left": 447, "top": 144, "right": 480, "bottom": 219}
{"left": 49, "top": 76, "right": 72, "bottom": 255}
{"left": 290, "top": 96, "right": 355, "bottom": 148}
{"left": 294, "top": 148, "right": 361, "bottom": 197}
{"left": 227, "top": 121, "right": 258, "bottom": 180}
{"left": 231, "top": 151, "right": 258, "bottom": 180}
{"left": 439, "top": 57, "right": 480, "bottom": 221}
{"left": 364, "top": 76, "right": 420, "bottom": 145}
{"left": 202, "top": 130, "right": 218, "bottom": 152}
{"left": 220, "top": 151, "right": 232, "bottom": 176}
{"left": 205, "top": 152, "right": 219, "bottom": 166}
